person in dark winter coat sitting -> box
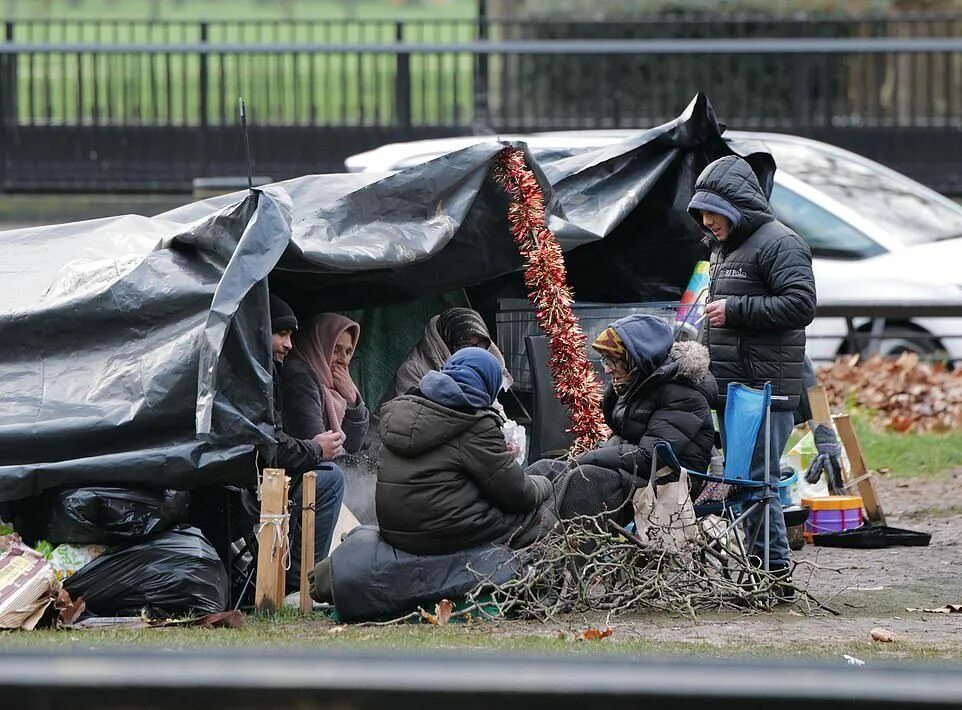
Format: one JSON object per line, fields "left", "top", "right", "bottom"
{"left": 540, "top": 314, "right": 717, "bottom": 526}
{"left": 376, "top": 347, "right": 556, "bottom": 555}
{"left": 281, "top": 312, "right": 370, "bottom": 457}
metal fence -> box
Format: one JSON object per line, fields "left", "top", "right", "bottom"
{"left": 0, "top": 14, "right": 961, "bottom": 190}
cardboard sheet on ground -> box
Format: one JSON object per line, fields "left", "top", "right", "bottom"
{"left": 0, "top": 94, "right": 775, "bottom": 500}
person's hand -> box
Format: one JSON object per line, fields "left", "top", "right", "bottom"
{"left": 506, "top": 442, "right": 521, "bottom": 459}
{"left": 705, "top": 299, "right": 727, "bottom": 327}
{"left": 331, "top": 364, "right": 356, "bottom": 402}
{"left": 805, "top": 424, "right": 844, "bottom": 492}
{"left": 313, "top": 430, "right": 346, "bottom": 459}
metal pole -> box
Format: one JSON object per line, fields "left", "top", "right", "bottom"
{"left": 475, "top": 0, "right": 489, "bottom": 123}
{"left": 763, "top": 390, "right": 771, "bottom": 574}
{"left": 764, "top": 398, "right": 772, "bottom": 572}
{"left": 199, "top": 21, "right": 209, "bottom": 176}
{"left": 238, "top": 96, "right": 253, "bottom": 195}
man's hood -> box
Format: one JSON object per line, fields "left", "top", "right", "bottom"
{"left": 378, "top": 394, "right": 494, "bottom": 457}
{"left": 688, "top": 155, "right": 774, "bottom": 247}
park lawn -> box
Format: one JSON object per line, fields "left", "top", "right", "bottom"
{"left": 852, "top": 414, "right": 962, "bottom": 478}
{"left": 2, "top": 608, "right": 959, "bottom": 662}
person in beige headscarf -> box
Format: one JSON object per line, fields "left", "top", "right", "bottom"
{"left": 282, "top": 313, "right": 370, "bottom": 458}
{"left": 377, "top": 307, "right": 509, "bottom": 413}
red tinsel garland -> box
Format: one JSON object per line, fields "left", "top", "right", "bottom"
{"left": 494, "top": 148, "right": 610, "bottom": 454}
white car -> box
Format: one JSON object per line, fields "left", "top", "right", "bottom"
{"left": 346, "top": 131, "right": 962, "bottom": 364}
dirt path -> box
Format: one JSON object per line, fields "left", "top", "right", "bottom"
{"left": 525, "top": 471, "right": 962, "bottom": 659}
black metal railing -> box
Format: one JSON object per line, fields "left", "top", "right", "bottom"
{"left": 0, "top": 14, "right": 960, "bottom": 190}
{"left": 2, "top": 35, "right": 961, "bottom": 129}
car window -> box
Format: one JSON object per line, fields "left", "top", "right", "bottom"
{"left": 767, "top": 142, "right": 962, "bottom": 246}
{"left": 770, "top": 184, "right": 886, "bottom": 259}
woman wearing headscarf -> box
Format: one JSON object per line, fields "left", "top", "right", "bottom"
{"left": 375, "top": 347, "right": 556, "bottom": 555}
{"left": 282, "top": 313, "right": 370, "bottom": 457}
{"left": 376, "top": 307, "right": 509, "bottom": 413}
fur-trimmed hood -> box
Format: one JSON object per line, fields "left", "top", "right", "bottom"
{"left": 668, "top": 341, "right": 711, "bottom": 384}
{"left": 627, "top": 340, "right": 717, "bottom": 405}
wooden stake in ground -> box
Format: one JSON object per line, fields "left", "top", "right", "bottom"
{"left": 834, "top": 414, "right": 887, "bottom": 525}
{"left": 299, "top": 472, "right": 316, "bottom": 615}
{"left": 807, "top": 385, "right": 850, "bottom": 492}
{"left": 275, "top": 474, "right": 290, "bottom": 604}
{"left": 254, "top": 468, "right": 288, "bottom": 615}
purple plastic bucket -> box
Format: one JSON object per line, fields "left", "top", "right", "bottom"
{"left": 804, "top": 507, "right": 864, "bottom": 536}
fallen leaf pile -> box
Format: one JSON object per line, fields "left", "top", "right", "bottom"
{"left": 818, "top": 353, "right": 962, "bottom": 433}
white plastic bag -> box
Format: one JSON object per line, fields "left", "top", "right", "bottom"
{"left": 502, "top": 418, "right": 528, "bottom": 467}
{"left": 492, "top": 400, "right": 527, "bottom": 467}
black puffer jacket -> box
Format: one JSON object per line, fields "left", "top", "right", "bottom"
{"left": 577, "top": 340, "right": 718, "bottom": 477}
{"left": 689, "top": 156, "right": 817, "bottom": 410}
{"left": 376, "top": 393, "right": 556, "bottom": 555}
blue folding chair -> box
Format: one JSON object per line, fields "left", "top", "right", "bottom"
{"left": 651, "top": 382, "right": 778, "bottom": 574}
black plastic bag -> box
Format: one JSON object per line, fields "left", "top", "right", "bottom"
{"left": 39, "top": 488, "right": 189, "bottom": 545}
{"left": 64, "top": 526, "right": 228, "bottom": 617}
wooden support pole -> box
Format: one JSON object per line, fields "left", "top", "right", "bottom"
{"left": 254, "top": 468, "right": 288, "bottom": 615}
{"left": 807, "top": 385, "right": 852, "bottom": 491}
{"left": 275, "top": 474, "right": 290, "bottom": 605}
{"left": 299, "top": 471, "right": 317, "bottom": 615}
{"left": 834, "top": 414, "right": 887, "bottom": 525}
{"left": 807, "top": 385, "right": 833, "bottom": 427}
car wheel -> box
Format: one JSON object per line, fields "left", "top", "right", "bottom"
{"left": 840, "top": 322, "right": 946, "bottom": 361}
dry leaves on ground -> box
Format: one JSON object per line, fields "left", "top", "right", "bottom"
{"left": 419, "top": 599, "right": 454, "bottom": 626}
{"left": 818, "top": 354, "right": 962, "bottom": 433}
{"left": 579, "top": 626, "right": 614, "bottom": 641}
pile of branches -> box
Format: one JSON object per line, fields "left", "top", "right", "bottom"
{"left": 458, "top": 513, "right": 834, "bottom": 622}
{"left": 818, "top": 353, "right": 962, "bottom": 433}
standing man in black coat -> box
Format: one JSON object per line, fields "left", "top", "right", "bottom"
{"left": 268, "top": 295, "right": 345, "bottom": 595}
{"left": 688, "top": 155, "right": 817, "bottom": 583}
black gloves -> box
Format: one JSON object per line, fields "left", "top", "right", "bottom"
{"left": 805, "top": 424, "right": 845, "bottom": 493}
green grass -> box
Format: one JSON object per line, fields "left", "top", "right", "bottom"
{"left": 788, "top": 413, "right": 962, "bottom": 478}
{"left": 852, "top": 414, "right": 962, "bottom": 477}
{"left": 3, "top": 611, "right": 961, "bottom": 661}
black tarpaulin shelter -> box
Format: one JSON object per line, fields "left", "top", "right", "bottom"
{"left": 0, "top": 94, "right": 774, "bottom": 502}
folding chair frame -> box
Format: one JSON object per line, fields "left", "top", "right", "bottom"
{"left": 651, "top": 382, "right": 787, "bottom": 579}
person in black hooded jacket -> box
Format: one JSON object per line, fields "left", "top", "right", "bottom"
{"left": 533, "top": 314, "right": 717, "bottom": 527}
{"left": 688, "top": 154, "right": 817, "bottom": 580}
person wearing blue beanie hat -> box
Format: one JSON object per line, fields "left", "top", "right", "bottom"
{"left": 418, "top": 347, "right": 503, "bottom": 412}
{"left": 375, "top": 349, "right": 556, "bottom": 555}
